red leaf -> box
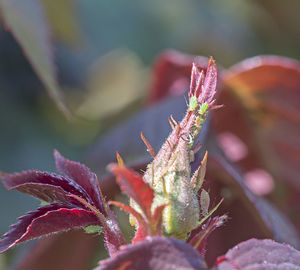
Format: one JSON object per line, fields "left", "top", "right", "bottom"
{"left": 54, "top": 150, "right": 106, "bottom": 213}
{"left": 109, "top": 164, "right": 154, "bottom": 220}
{"left": 0, "top": 203, "right": 98, "bottom": 253}
{"left": 216, "top": 238, "right": 300, "bottom": 269}
{"left": 98, "top": 237, "right": 208, "bottom": 270}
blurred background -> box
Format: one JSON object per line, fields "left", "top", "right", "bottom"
{"left": 1, "top": 0, "right": 300, "bottom": 268}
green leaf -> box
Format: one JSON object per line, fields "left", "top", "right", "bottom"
{"left": 0, "top": 0, "right": 70, "bottom": 117}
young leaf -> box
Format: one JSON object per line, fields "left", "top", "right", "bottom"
{"left": 109, "top": 201, "right": 148, "bottom": 244}
{"left": 108, "top": 164, "right": 154, "bottom": 220}
{"left": 97, "top": 237, "right": 208, "bottom": 270}
{"left": 109, "top": 164, "right": 167, "bottom": 242}
{"left": 216, "top": 238, "right": 300, "bottom": 269}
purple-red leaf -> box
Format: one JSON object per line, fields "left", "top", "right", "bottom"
{"left": 0, "top": 203, "right": 98, "bottom": 253}
{"left": 54, "top": 150, "right": 106, "bottom": 213}
{"left": 0, "top": 152, "right": 126, "bottom": 255}
{"left": 216, "top": 238, "right": 300, "bottom": 269}
{"left": 97, "top": 236, "right": 208, "bottom": 270}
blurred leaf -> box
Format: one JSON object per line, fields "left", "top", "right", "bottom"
{"left": 42, "top": 0, "right": 80, "bottom": 45}
{"left": 213, "top": 55, "right": 300, "bottom": 229}
{"left": 206, "top": 151, "right": 299, "bottom": 246}
{"left": 0, "top": 0, "right": 69, "bottom": 116}
{"left": 14, "top": 231, "right": 100, "bottom": 270}
{"left": 76, "top": 50, "right": 146, "bottom": 121}
{"left": 97, "top": 236, "right": 208, "bottom": 270}
{"left": 200, "top": 150, "right": 299, "bottom": 266}
{"left": 216, "top": 238, "right": 300, "bottom": 269}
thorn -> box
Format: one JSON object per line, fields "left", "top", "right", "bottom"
{"left": 208, "top": 56, "right": 215, "bottom": 67}
{"left": 176, "top": 123, "right": 181, "bottom": 136}
{"left": 170, "top": 115, "right": 178, "bottom": 126}
{"left": 168, "top": 117, "right": 175, "bottom": 130}
{"left": 210, "top": 104, "right": 224, "bottom": 111}
{"left": 140, "top": 132, "right": 156, "bottom": 158}
{"left": 116, "top": 152, "right": 125, "bottom": 166}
